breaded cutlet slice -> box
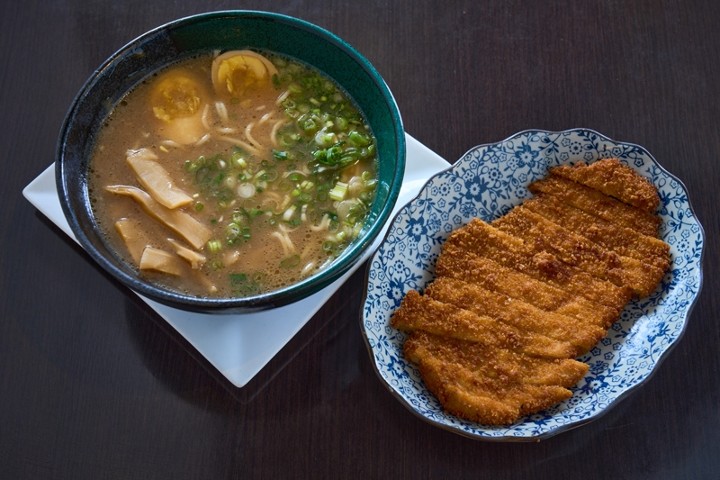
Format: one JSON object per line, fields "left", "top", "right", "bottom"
{"left": 528, "top": 174, "right": 661, "bottom": 237}
{"left": 435, "top": 251, "right": 619, "bottom": 329}
{"left": 523, "top": 194, "right": 670, "bottom": 272}
{"left": 391, "top": 290, "right": 578, "bottom": 359}
{"left": 403, "top": 332, "right": 588, "bottom": 425}
{"left": 493, "top": 207, "right": 666, "bottom": 298}
{"left": 404, "top": 332, "right": 588, "bottom": 391}
{"left": 550, "top": 159, "right": 660, "bottom": 213}
{"left": 424, "top": 277, "right": 606, "bottom": 355}
{"left": 443, "top": 218, "right": 632, "bottom": 310}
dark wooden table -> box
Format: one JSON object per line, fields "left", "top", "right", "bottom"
{"left": 2, "top": 1, "right": 717, "bottom": 478}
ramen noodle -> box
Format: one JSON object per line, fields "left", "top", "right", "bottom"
{"left": 89, "top": 50, "right": 378, "bottom": 297}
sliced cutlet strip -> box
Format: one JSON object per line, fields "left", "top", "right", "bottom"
{"left": 443, "top": 218, "right": 631, "bottom": 311}
{"left": 435, "top": 247, "right": 618, "bottom": 328}
{"left": 493, "top": 206, "right": 665, "bottom": 298}
{"left": 523, "top": 194, "right": 670, "bottom": 272}
{"left": 404, "top": 333, "right": 518, "bottom": 425}
{"left": 407, "top": 332, "right": 589, "bottom": 388}
{"left": 404, "top": 332, "right": 587, "bottom": 425}
{"left": 528, "top": 174, "right": 660, "bottom": 237}
{"left": 391, "top": 290, "right": 577, "bottom": 359}
{"left": 550, "top": 159, "right": 660, "bottom": 213}
{"left": 424, "top": 277, "right": 606, "bottom": 355}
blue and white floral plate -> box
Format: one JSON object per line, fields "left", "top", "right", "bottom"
{"left": 361, "top": 128, "right": 704, "bottom": 441}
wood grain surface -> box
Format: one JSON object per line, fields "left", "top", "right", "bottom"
{"left": 1, "top": 1, "right": 717, "bottom": 478}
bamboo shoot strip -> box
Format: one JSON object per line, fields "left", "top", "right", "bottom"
{"left": 126, "top": 148, "right": 193, "bottom": 209}
{"left": 114, "top": 218, "right": 146, "bottom": 263}
{"left": 139, "top": 246, "right": 184, "bottom": 275}
{"left": 105, "top": 185, "right": 211, "bottom": 249}
{"left": 167, "top": 238, "right": 207, "bottom": 269}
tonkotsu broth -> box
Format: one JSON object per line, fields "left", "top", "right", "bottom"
{"left": 90, "top": 50, "right": 378, "bottom": 297}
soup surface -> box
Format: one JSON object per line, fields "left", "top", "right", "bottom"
{"left": 90, "top": 50, "right": 378, "bottom": 297}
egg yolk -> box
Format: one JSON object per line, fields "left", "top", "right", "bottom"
{"left": 215, "top": 55, "right": 269, "bottom": 97}
{"left": 151, "top": 73, "right": 203, "bottom": 122}
{"left": 211, "top": 50, "right": 279, "bottom": 99}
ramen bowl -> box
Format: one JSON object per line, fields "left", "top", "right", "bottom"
{"left": 56, "top": 11, "right": 405, "bottom": 312}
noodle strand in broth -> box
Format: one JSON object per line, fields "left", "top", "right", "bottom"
{"left": 89, "top": 49, "right": 378, "bottom": 298}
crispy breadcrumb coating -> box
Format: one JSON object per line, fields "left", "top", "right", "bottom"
{"left": 391, "top": 159, "right": 670, "bottom": 426}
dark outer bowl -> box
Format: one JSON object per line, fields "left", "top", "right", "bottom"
{"left": 55, "top": 10, "right": 405, "bottom": 313}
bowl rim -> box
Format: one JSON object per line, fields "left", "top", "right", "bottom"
{"left": 55, "top": 10, "right": 406, "bottom": 312}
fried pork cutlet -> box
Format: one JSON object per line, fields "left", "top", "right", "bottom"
{"left": 435, "top": 248, "right": 619, "bottom": 328}
{"left": 391, "top": 290, "right": 578, "bottom": 359}
{"left": 424, "top": 277, "right": 606, "bottom": 356}
{"left": 550, "top": 159, "right": 660, "bottom": 212}
{"left": 522, "top": 194, "right": 670, "bottom": 271}
{"left": 443, "top": 217, "right": 632, "bottom": 311}
{"left": 391, "top": 158, "right": 669, "bottom": 426}
{"left": 529, "top": 174, "right": 660, "bottom": 237}
{"left": 493, "top": 206, "right": 665, "bottom": 298}
{"left": 403, "top": 332, "right": 588, "bottom": 426}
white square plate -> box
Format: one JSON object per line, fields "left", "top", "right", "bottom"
{"left": 23, "top": 133, "right": 449, "bottom": 388}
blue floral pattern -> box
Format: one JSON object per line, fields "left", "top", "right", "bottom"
{"left": 361, "top": 129, "right": 704, "bottom": 441}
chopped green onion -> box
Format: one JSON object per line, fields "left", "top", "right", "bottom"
{"left": 279, "top": 255, "right": 301, "bottom": 269}
{"left": 334, "top": 116, "right": 348, "bottom": 130}
{"left": 207, "top": 239, "right": 222, "bottom": 253}
{"left": 314, "top": 130, "right": 336, "bottom": 147}
{"left": 282, "top": 204, "right": 297, "bottom": 221}
{"left": 229, "top": 272, "right": 262, "bottom": 295}
{"left": 348, "top": 130, "right": 371, "bottom": 147}
{"left": 328, "top": 181, "right": 348, "bottom": 201}
{"left": 232, "top": 156, "right": 247, "bottom": 168}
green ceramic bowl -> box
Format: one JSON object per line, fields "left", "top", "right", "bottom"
{"left": 56, "top": 11, "right": 405, "bottom": 312}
